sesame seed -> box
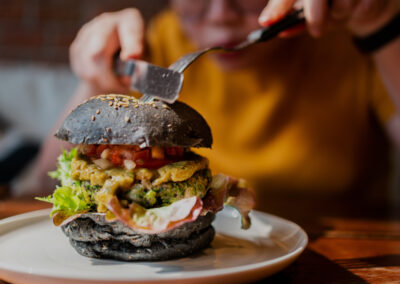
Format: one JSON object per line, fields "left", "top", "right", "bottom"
{"left": 91, "top": 116, "right": 96, "bottom": 121}
{"left": 96, "top": 109, "right": 100, "bottom": 114}
{"left": 109, "top": 101, "right": 113, "bottom": 106}
{"left": 125, "top": 116, "right": 130, "bottom": 123}
{"left": 162, "top": 105, "right": 168, "bottom": 109}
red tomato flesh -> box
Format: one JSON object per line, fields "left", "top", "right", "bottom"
{"left": 79, "top": 145, "right": 185, "bottom": 169}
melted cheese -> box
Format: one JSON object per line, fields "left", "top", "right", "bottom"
{"left": 153, "top": 158, "right": 209, "bottom": 186}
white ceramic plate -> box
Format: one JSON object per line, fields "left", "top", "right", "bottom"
{"left": 0, "top": 207, "right": 307, "bottom": 284}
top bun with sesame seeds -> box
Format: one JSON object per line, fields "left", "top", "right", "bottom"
{"left": 55, "top": 94, "right": 212, "bottom": 148}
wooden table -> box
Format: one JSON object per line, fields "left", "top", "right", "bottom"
{"left": 0, "top": 195, "right": 399, "bottom": 284}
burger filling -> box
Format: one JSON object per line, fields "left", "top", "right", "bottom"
{"left": 70, "top": 153, "right": 211, "bottom": 210}
{"left": 38, "top": 145, "right": 255, "bottom": 233}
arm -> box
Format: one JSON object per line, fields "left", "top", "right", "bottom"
{"left": 259, "top": 0, "right": 400, "bottom": 148}
{"left": 374, "top": 36, "right": 400, "bottom": 148}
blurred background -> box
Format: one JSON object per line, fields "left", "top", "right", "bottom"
{"left": 0, "top": 0, "right": 166, "bottom": 195}
{"left": 0, "top": 0, "right": 399, "bottom": 205}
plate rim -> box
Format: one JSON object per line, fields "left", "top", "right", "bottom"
{"left": 0, "top": 208, "right": 308, "bottom": 281}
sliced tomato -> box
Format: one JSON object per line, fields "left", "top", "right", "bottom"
{"left": 165, "top": 147, "right": 184, "bottom": 157}
{"left": 110, "top": 149, "right": 123, "bottom": 166}
{"left": 82, "top": 145, "right": 97, "bottom": 157}
{"left": 138, "top": 158, "right": 172, "bottom": 169}
{"left": 133, "top": 149, "right": 150, "bottom": 161}
{"left": 165, "top": 147, "right": 176, "bottom": 156}
{"left": 96, "top": 145, "right": 108, "bottom": 157}
{"left": 175, "top": 147, "right": 184, "bottom": 156}
{"left": 79, "top": 145, "right": 185, "bottom": 169}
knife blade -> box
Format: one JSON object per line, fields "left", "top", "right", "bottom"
{"left": 114, "top": 57, "right": 183, "bottom": 104}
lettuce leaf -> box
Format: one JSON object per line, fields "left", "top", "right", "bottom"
{"left": 36, "top": 185, "right": 93, "bottom": 218}
{"left": 36, "top": 148, "right": 95, "bottom": 222}
{"left": 48, "top": 148, "right": 78, "bottom": 187}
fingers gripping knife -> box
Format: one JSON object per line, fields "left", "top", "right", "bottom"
{"left": 114, "top": 9, "right": 305, "bottom": 104}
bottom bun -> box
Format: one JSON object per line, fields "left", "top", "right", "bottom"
{"left": 62, "top": 213, "right": 215, "bottom": 261}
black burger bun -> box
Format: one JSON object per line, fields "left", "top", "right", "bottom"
{"left": 62, "top": 212, "right": 215, "bottom": 261}
{"left": 55, "top": 94, "right": 212, "bottom": 148}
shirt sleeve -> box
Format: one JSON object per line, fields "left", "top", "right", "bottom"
{"left": 145, "top": 15, "right": 167, "bottom": 67}
{"left": 369, "top": 64, "right": 396, "bottom": 125}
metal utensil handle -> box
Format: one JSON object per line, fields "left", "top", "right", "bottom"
{"left": 248, "top": 9, "right": 305, "bottom": 44}
{"left": 168, "top": 47, "right": 217, "bottom": 73}
{"left": 113, "top": 55, "right": 136, "bottom": 77}
{"left": 113, "top": 51, "right": 149, "bottom": 101}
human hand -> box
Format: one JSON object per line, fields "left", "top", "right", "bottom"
{"left": 258, "top": 0, "right": 399, "bottom": 37}
{"left": 70, "top": 8, "right": 145, "bottom": 93}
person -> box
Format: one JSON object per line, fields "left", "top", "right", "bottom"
{"left": 27, "top": 0, "right": 400, "bottom": 201}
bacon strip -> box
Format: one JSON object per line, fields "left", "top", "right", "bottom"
{"left": 107, "top": 196, "right": 203, "bottom": 234}
{"left": 52, "top": 211, "right": 88, "bottom": 226}
{"left": 203, "top": 174, "right": 256, "bottom": 229}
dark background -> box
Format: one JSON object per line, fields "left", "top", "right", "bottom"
{"left": 0, "top": 0, "right": 166, "bottom": 63}
{"left": 0, "top": 0, "right": 399, "bottom": 203}
{"left": 0, "top": 0, "right": 167, "bottom": 187}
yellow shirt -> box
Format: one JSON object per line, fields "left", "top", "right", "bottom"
{"left": 146, "top": 10, "right": 394, "bottom": 197}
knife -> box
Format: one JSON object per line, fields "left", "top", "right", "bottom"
{"left": 113, "top": 57, "right": 183, "bottom": 104}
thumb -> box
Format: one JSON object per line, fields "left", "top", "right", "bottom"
{"left": 259, "top": 0, "right": 297, "bottom": 26}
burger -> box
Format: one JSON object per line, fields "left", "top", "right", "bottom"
{"left": 37, "top": 94, "right": 255, "bottom": 261}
